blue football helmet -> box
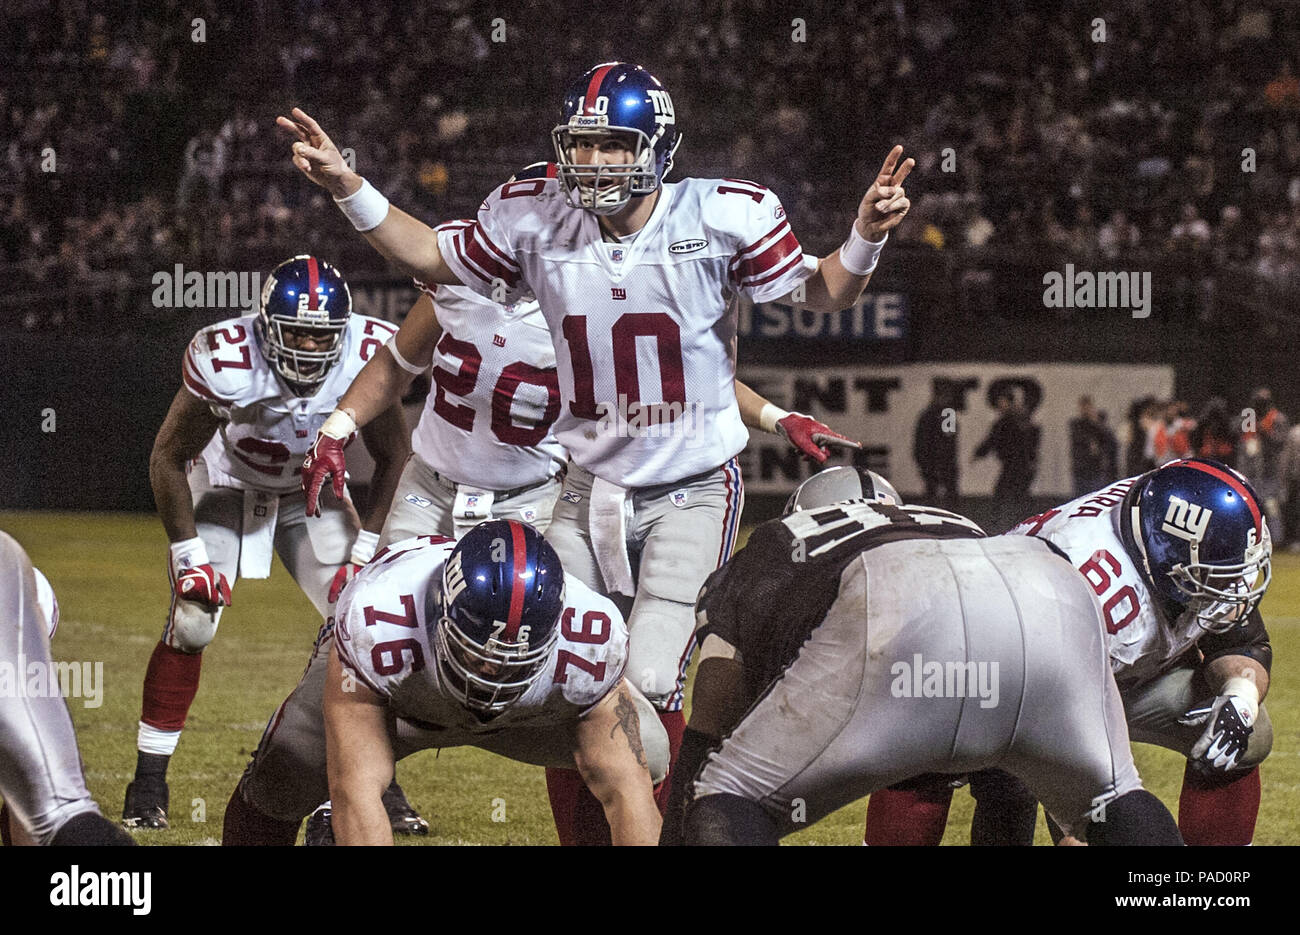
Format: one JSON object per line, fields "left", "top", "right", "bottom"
{"left": 551, "top": 62, "right": 680, "bottom": 215}
{"left": 256, "top": 255, "right": 351, "bottom": 394}
{"left": 431, "top": 520, "right": 565, "bottom": 715}
{"left": 1125, "top": 458, "right": 1272, "bottom": 632}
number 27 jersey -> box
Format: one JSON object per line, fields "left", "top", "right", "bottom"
{"left": 437, "top": 173, "right": 818, "bottom": 487}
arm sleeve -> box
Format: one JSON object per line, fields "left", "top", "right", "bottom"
{"left": 1199, "top": 608, "right": 1273, "bottom": 673}
{"left": 724, "top": 183, "right": 818, "bottom": 304}
{"left": 435, "top": 193, "right": 527, "bottom": 303}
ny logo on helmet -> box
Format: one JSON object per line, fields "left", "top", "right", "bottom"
{"left": 444, "top": 551, "right": 467, "bottom": 604}
{"left": 1161, "top": 495, "right": 1212, "bottom": 543}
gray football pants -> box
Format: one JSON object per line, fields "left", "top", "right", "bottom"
{"left": 692, "top": 535, "right": 1144, "bottom": 839}
{"left": 0, "top": 531, "right": 101, "bottom": 844}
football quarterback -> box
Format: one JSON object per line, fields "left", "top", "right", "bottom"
{"left": 122, "top": 255, "right": 416, "bottom": 832}
{"left": 221, "top": 521, "right": 668, "bottom": 845}
{"left": 865, "top": 458, "right": 1274, "bottom": 845}
{"left": 661, "top": 467, "right": 1183, "bottom": 846}
{"left": 281, "top": 60, "right": 886, "bottom": 841}
{"left": 0, "top": 532, "right": 134, "bottom": 846}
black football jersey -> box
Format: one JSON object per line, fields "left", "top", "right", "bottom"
{"left": 696, "top": 501, "right": 985, "bottom": 705}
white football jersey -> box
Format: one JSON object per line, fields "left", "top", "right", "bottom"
{"left": 1004, "top": 477, "right": 1208, "bottom": 686}
{"left": 333, "top": 535, "right": 629, "bottom": 731}
{"left": 411, "top": 239, "right": 566, "bottom": 489}
{"left": 183, "top": 313, "right": 397, "bottom": 492}
{"left": 437, "top": 173, "right": 818, "bottom": 487}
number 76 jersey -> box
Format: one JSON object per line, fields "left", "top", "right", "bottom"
{"left": 437, "top": 173, "right": 818, "bottom": 487}
{"left": 1005, "top": 478, "right": 1207, "bottom": 687}
{"left": 333, "top": 535, "right": 630, "bottom": 732}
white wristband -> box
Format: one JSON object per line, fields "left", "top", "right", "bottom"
{"left": 840, "top": 226, "right": 887, "bottom": 276}
{"left": 169, "top": 536, "right": 210, "bottom": 574}
{"left": 386, "top": 336, "right": 426, "bottom": 375}
{"left": 321, "top": 409, "right": 358, "bottom": 440}
{"left": 759, "top": 402, "right": 790, "bottom": 435}
{"left": 334, "top": 178, "right": 390, "bottom": 232}
{"left": 349, "top": 529, "right": 380, "bottom": 566}
{"left": 1222, "top": 675, "right": 1261, "bottom": 721}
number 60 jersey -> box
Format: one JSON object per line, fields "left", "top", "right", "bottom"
{"left": 1005, "top": 478, "right": 1208, "bottom": 687}
{"left": 183, "top": 312, "right": 396, "bottom": 492}
{"left": 333, "top": 535, "right": 629, "bottom": 731}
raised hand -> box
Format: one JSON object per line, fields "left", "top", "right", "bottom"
{"left": 856, "top": 145, "right": 915, "bottom": 241}
{"left": 276, "top": 107, "right": 360, "bottom": 199}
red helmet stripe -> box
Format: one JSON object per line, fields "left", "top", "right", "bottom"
{"left": 583, "top": 64, "right": 615, "bottom": 114}
{"left": 504, "top": 521, "right": 527, "bottom": 640}
{"left": 306, "top": 256, "right": 320, "bottom": 311}
{"left": 1180, "top": 460, "right": 1262, "bottom": 534}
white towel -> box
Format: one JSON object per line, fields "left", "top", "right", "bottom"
{"left": 589, "top": 476, "right": 635, "bottom": 597}
{"left": 239, "top": 489, "right": 279, "bottom": 579}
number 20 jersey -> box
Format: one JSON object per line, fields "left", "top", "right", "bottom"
{"left": 333, "top": 535, "right": 629, "bottom": 731}
{"left": 182, "top": 313, "right": 397, "bottom": 493}
{"left": 1004, "top": 478, "right": 1207, "bottom": 687}
{"left": 437, "top": 173, "right": 818, "bottom": 487}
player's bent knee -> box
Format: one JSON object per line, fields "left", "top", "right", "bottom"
{"left": 1086, "top": 790, "right": 1184, "bottom": 846}
{"left": 684, "top": 793, "right": 780, "bottom": 846}
{"left": 168, "top": 600, "right": 221, "bottom": 653}
{"left": 1240, "top": 704, "right": 1273, "bottom": 768}
{"left": 632, "top": 690, "right": 670, "bottom": 784}
{"left": 51, "top": 811, "right": 136, "bottom": 847}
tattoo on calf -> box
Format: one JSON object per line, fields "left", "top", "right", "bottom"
{"left": 611, "top": 690, "right": 648, "bottom": 769}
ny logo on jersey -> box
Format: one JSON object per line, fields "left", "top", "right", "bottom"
{"left": 1161, "top": 495, "right": 1212, "bottom": 543}
{"left": 492, "top": 334, "right": 506, "bottom": 347}
{"left": 611, "top": 287, "right": 627, "bottom": 300}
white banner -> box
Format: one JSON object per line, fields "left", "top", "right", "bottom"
{"left": 736, "top": 362, "right": 1174, "bottom": 497}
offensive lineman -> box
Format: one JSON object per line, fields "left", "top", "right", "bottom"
{"left": 662, "top": 467, "right": 1184, "bottom": 845}
{"left": 866, "top": 458, "right": 1274, "bottom": 845}
{"left": 221, "top": 521, "right": 668, "bottom": 845}
{"left": 0, "top": 531, "right": 134, "bottom": 846}
{"left": 280, "top": 61, "right": 895, "bottom": 840}
{"left": 123, "top": 255, "right": 415, "bottom": 831}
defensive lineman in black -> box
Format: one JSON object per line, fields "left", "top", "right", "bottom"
{"left": 662, "top": 467, "right": 1184, "bottom": 845}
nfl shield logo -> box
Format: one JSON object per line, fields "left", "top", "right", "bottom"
{"left": 520, "top": 508, "right": 537, "bottom": 522}
{"left": 670, "top": 490, "right": 688, "bottom": 507}
{"left": 465, "top": 495, "right": 479, "bottom": 509}
{"left": 611, "top": 248, "right": 625, "bottom": 262}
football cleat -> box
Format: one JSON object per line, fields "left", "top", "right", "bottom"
{"left": 121, "top": 780, "right": 169, "bottom": 830}
{"left": 256, "top": 255, "right": 352, "bottom": 395}
{"left": 304, "top": 802, "right": 336, "bottom": 846}
{"left": 382, "top": 781, "right": 429, "bottom": 836}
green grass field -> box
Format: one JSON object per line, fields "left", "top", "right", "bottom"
{"left": 3, "top": 510, "right": 1296, "bottom": 845}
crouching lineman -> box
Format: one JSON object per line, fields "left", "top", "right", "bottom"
{"left": 0, "top": 532, "right": 134, "bottom": 846}
{"left": 123, "top": 255, "right": 417, "bottom": 832}
{"left": 222, "top": 520, "right": 668, "bottom": 845}
{"left": 867, "top": 458, "right": 1274, "bottom": 846}
{"left": 661, "top": 467, "right": 1184, "bottom": 846}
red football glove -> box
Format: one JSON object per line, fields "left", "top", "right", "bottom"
{"left": 776, "top": 412, "right": 862, "bottom": 464}
{"left": 175, "top": 564, "right": 232, "bottom": 609}
{"left": 329, "top": 529, "right": 380, "bottom": 603}
{"left": 302, "top": 434, "right": 348, "bottom": 517}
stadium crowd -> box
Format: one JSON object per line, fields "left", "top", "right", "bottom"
{"left": 3, "top": 0, "right": 1299, "bottom": 308}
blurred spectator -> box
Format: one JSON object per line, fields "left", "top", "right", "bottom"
{"left": 1190, "top": 396, "right": 1238, "bottom": 465}
{"left": 913, "top": 380, "right": 960, "bottom": 510}
{"left": 1238, "top": 387, "right": 1289, "bottom": 542}
{"left": 1069, "top": 395, "right": 1117, "bottom": 495}
{"left": 974, "top": 387, "right": 1040, "bottom": 533}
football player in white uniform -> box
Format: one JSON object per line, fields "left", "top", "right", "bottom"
{"left": 279, "top": 60, "right": 900, "bottom": 842}
{"left": 122, "top": 255, "right": 413, "bottom": 832}
{"left": 221, "top": 521, "right": 668, "bottom": 845}
{"left": 0, "top": 532, "right": 134, "bottom": 846}
{"left": 865, "top": 458, "right": 1273, "bottom": 845}
{"left": 661, "top": 468, "right": 1183, "bottom": 846}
